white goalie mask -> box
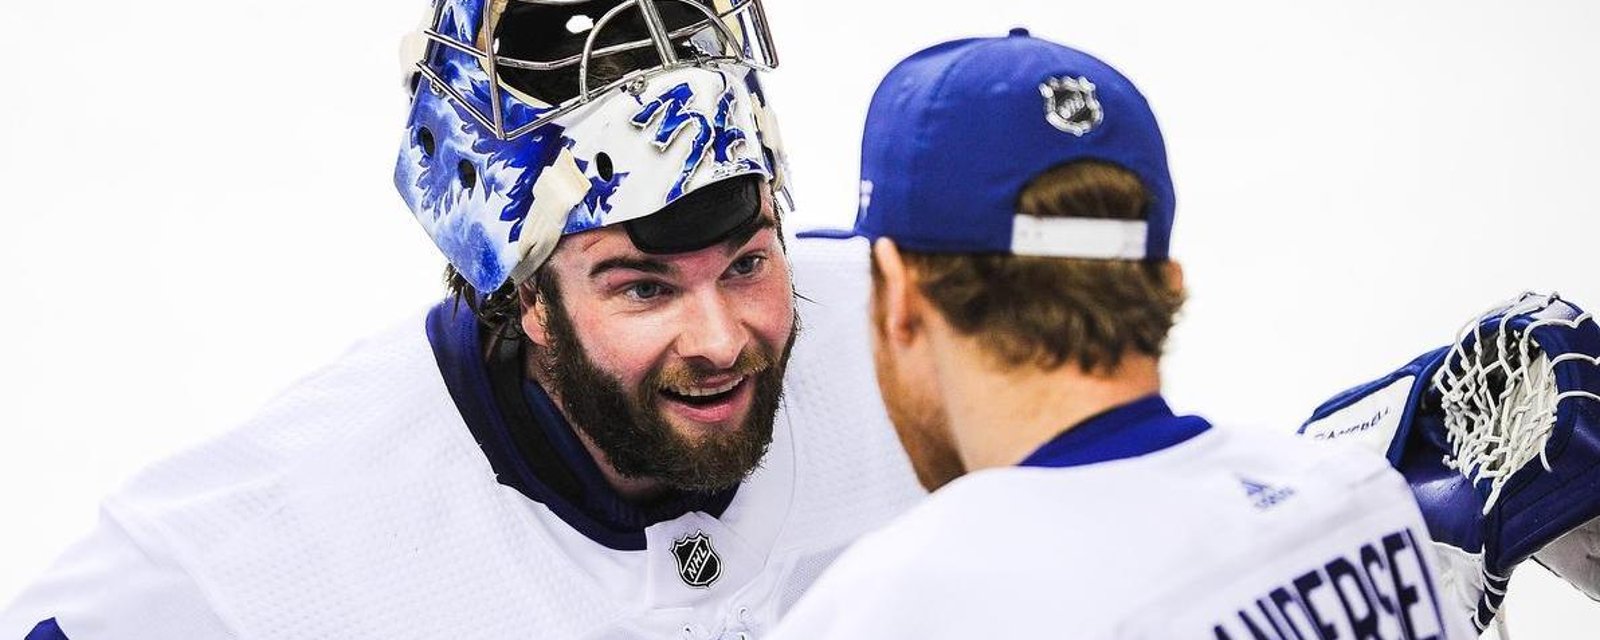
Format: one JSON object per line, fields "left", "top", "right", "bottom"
{"left": 395, "top": 0, "right": 790, "bottom": 293}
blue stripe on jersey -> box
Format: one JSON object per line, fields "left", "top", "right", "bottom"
{"left": 25, "top": 619, "right": 68, "bottom": 640}
{"left": 1019, "top": 395, "right": 1210, "bottom": 468}
{"left": 425, "top": 300, "right": 736, "bottom": 551}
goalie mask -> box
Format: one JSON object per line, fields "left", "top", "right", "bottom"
{"left": 395, "top": 0, "right": 789, "bottom": 293}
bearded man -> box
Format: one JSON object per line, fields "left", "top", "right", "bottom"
{"left": 11, "top": 6, "right": 1600, "bottom": 639}
{"left": 0, "top": 2, "right": 921, "bottom": 638}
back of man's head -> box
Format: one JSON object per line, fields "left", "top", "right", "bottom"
{"left": 809, "top": 29, "right": 1184, "bottom": 374}
{"left": 891, "top": 160, "right": 1183, "bottom": 374}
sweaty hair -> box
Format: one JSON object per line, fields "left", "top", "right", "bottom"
{"left": 881, "top": 160, "right": 1186, "bottom": 373}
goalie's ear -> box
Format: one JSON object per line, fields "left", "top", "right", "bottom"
{"left": 518, "top": 280, "right": 551, "bottom": 349}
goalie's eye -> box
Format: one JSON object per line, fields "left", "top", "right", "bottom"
{"left": 726, "top": 254, "right": 765, "bottom": 278}
{"left": 623, "top": 280, "right": 671, "bottom": 302}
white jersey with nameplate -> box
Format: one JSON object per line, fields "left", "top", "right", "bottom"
{"left": 768, "top": 400, "right": 1480, "bottom": 640}
{"left": 1, "top": 239, "right": 923, "bottom": 640}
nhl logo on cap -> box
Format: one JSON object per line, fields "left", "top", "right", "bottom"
{"left": 1040, "top": 76, "right": 1104, "bottom": 136}
{"left": 671, "top": 531, "right": 722, "bottom": 588}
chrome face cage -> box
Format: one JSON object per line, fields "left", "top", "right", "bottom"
{"left": 416, "top": 0, "right": 779, "bottom": 141}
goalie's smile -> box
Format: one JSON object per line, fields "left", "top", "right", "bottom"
{"left": 663, "top": 376, "right": 744, "bottom": 400}
{"left": 659, "top": 375, "right": 753, "bottom": 424}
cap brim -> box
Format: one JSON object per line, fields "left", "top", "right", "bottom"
{"left": 794, "top": 227, "right": 864, "bottom": 240}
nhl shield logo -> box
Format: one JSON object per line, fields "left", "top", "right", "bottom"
{"left": 1040, "top": 76, "right": 1104, "bottom": 136}
{"left": 671, "top": 531, "right": 722, "bottom": 588}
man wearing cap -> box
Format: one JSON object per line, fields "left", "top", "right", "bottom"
{"left": 5, "top": 4, "right": 1597, "bottom": 637}
{"left": 772, "top": 29, "right": 1481, "bottom": 638}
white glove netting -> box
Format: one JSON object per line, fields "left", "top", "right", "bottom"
{"left": 1431, "top": 292, "right": 1600, "bottom": 516}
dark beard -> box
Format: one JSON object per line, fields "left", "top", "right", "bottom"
{"left": 539, "top": 286, "right": 797, "bottom": 493}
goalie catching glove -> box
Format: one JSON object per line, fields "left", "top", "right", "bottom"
{"left": 1300, "top": 292, "right": 1600, "bottom": 630}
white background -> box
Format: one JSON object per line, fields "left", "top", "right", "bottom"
{"left": 3, "top": 0, "right": 1598, "bottom": 635}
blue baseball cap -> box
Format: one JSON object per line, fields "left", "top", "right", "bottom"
{"left": 800, "top": 29, "right": 1175, "bottom": 260}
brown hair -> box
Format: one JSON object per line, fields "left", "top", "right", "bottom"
{"left": 444, "top": 262, "right": 549, "bottom": 344}
{"left": 886, "top": 160, "right": 1185, "bottom": 373}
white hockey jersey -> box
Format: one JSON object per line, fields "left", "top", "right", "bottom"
{"left": 768, "top": 397, "right": 1481, "bottom": 639}
{"left": 1, "top": 238, "right": 924, "bottom": 639}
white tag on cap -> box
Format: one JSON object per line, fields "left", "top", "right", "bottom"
{"left": 1009, "top": 215, "right": 1148, "bottom": 259}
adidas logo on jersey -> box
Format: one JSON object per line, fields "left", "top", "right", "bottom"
{"left": 1241, "top": 478, "right": 1297, "bottom": 510}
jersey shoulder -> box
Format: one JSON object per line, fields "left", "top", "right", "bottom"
{"left": 774, "top": 236, "right": 924, "bottom": 556}
{"left": 77, "top": 309, "right": 618, "bottom": 638}
{"left": 777, "top": 425, "right": 1425, "bottom": 638}
{"left": 105, "top": 308, "right": 474, "bottom": 539}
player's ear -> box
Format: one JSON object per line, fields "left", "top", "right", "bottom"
{"left": 1162, "top": 260, "right": 1185, "bottom": 297}
{"left": 518, "top": 280, "right": 551, "bottom": 348}
{"left": 871, "top": 238, "right": 924, "bottom": 348}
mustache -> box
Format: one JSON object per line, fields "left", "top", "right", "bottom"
{"left": 647, "top": 346, "right": 778, "bottom": 392}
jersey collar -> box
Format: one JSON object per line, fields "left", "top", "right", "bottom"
{"left": 426, "top": 299, "right": 736, "bottom": 551}
{"left": 1018, "top": 395, "right": 1211, "bottom": 469}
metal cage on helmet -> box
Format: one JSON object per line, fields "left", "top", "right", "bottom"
{"left": 396, "top": 0, "right": 790, "bottom": 294}
{"left": 414, "top": 0, "right": 779, "bottom": 141}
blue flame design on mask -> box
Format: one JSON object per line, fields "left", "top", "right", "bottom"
{"left": 582, "top": 168, "right": 630, "bottom": 219}
{"left": 395, "top": 0, "right": 572, "bottom": 293}
{"left": 438, "top": 0, "right": 480, "bottom": 43}
{"left": 428, "top": 3, "right": 548, "bottom": 139}
{"left": 561, "top": 151, "right": 632, "bottom": 235}
{"left": 397, "top": 1, "right": 781, "bottom": 293}
{"left": 631, "top": 83, "right": 762, "bottom": 202}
